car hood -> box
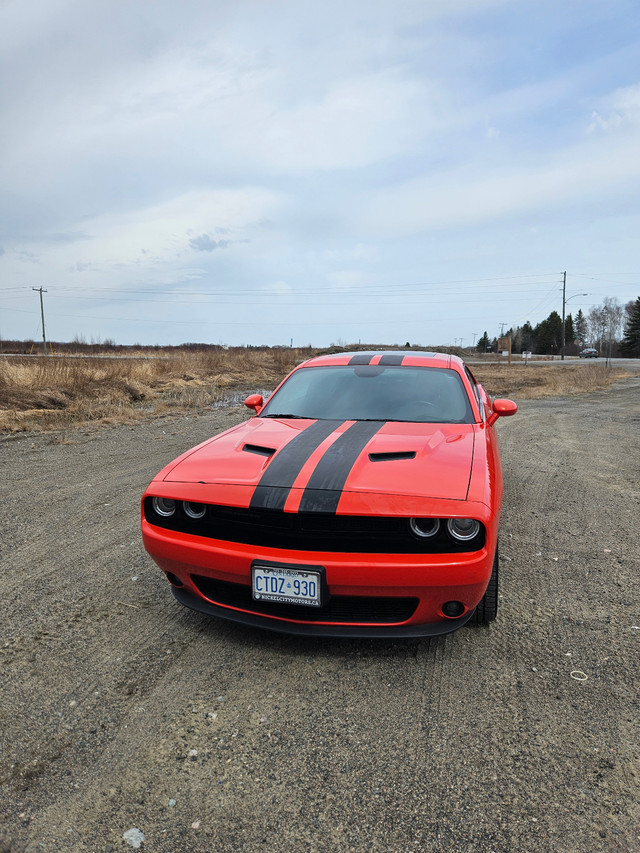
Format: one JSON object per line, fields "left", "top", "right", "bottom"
{"left": 163, "top": 417, "right": 476, "bottom": 503}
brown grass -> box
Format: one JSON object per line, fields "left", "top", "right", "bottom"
{"left": 0, "top": 350, "right": 636, "bottom": 434}
{"left": 0, "top": 348, "right": 306, "bottom": 433}
{"left": 471, "top": 362, "right": 634, "bottom": 399}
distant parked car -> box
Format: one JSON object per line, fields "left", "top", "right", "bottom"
{"left": 579, "top": 348, "right": 598, "bottom": 358}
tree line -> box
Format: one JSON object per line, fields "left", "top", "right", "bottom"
{"left": 476, "top": 296, "right": 640, "bottom": 357}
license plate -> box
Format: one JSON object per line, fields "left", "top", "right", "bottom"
{"left": 252, "top": 564, "right": 322, "bottom": 607}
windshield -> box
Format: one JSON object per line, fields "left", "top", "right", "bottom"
{"left": 260, "top": 365, "right": 474, "bottom": 424}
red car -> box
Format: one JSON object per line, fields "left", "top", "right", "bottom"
{"left": 141, "top": 351, "right": 517, "bottom": 637}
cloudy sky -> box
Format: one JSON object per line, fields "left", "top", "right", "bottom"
{"left": 1, "top": 0, "right": 639, "bottom": 347}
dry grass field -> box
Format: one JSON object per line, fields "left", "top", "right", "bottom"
{"left": 0, "top": 348, "right": 634, "bottom": 433}
{"left": 0, "top": 348, "right": 304, "bottom": 433}
{"left": 469, "top": 361, "right": 633, "bottom": 398}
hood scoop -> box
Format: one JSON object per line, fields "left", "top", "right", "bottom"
{"left": 368, "top": 450, "right": 417, "bottom": 462}
{"left": 243, "top": 443, "right": 276, "bottom": 458}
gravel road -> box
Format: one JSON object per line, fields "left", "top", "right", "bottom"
{"left": 1, "top": 379, "right": 639, "bottom": 853}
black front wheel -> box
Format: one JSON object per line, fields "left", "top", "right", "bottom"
{"left": 471, "top": 545, "right": 499, "bottom": 625}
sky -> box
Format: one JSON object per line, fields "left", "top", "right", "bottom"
{"left": 1, "top": 0, "right": 640, "bottom": 348}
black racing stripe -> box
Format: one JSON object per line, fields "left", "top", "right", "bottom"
{"left": 348, "top": 354, "right": 373, "bottom": 365}
{"left": 249, "top": 420, "right": 342, "bottom": 511}
{"left": 378, "top": 354, "right": 405, "bottom": 365}
{"left": 298, "top": 421, "right": 384, "bottom": 514}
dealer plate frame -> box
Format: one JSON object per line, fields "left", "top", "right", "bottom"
{"left": 251, "top": 560, "right": 328, "bottom": 608}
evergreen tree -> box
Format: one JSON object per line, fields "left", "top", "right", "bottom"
{"left": 564, "top": 313, "right": 575, "bottom": 345}
{"left": 532, "top": 311, "right": 563, "bottom": 354}
{"left": 476, "top": 331, "right": 490, "bottom": 352}
{"left": 520, "top": 321, "right": 533, "bottom": 352}
{"left": 624, "top": 299, "right": 635, "bottom": 326}
{"left": 574, "top": 309, "right": 587, "bottom": 346}
{"left": 620, "top": 296, "right": 640, "bottom": 357}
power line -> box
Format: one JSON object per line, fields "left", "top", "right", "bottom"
{"left": 0, "top": 273, "right": 564, "bottom": 299}
{"left": 3, "top": 305, "right": 541, "bottom": 328}
{"left": 20, "top": 290, "right": 563, "bottom": 307}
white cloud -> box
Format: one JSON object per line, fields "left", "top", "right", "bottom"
{"left": 2, "top": 187, "right": 284, "bottom": 294}
{"left": 326, "top": 269, "right": 371, "bottom": 291}
{"left": 588, "top": 81, "right": 640, "bottom": 133}
{"left": 355, "top": 129, "right": 640, "bottom": 238}
{"left": 265, "top": 280, "right": 293, "bottom": 295}
{"left": 216, "top": 70, "right": 437, "bottom": 173}
{"left": 2, "top": 0, "right": 640, "bottom": 347}
{"left": 81, "top": 187, "right": 280, "bottom": 265}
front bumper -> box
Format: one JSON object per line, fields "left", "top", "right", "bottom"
{"left": 142, "top": 518, "right": 495, "bottom": 637}
{"left": 171, "top": 584, "right": 474, "bottom": 637}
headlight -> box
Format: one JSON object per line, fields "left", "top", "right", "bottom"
{"left": 152, "top": 497, "right": 176, "bottom": 517}
{"left": 409, "top": 517, "right": 440, "bottom": 538}
{"left": 447, "top": 518, "right": 481, "bottom": 541}
{"left": 183, "top": 501, "right": 206, "bottom": 520}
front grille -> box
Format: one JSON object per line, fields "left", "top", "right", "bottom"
{"left": 191, "top": 576, "right": 419, "bottom": 624}
{"left": 144, "top": 499, "right": 485, "bottom": 553}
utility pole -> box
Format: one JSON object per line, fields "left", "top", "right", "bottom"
{"left": 561, "top": 270, "right": 567, "bottom": 360}
{"left": 472, "top": 332, "right": 478, "bottom": 347}
{"left": 32, "top": 286, "right": 48, "bottom": 355}
{"left": 499, "top": 323, "right": 508, "bottom": 337}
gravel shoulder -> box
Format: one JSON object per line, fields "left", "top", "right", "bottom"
{"left": 1, "top": 381, "right": 639, "bottom": 853}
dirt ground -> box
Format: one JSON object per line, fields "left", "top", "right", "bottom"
{"left": 1, "top": 378, "right": 639, "bottom": 853}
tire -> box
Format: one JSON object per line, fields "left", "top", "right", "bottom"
{"left": 471, "top": 545, "right": 499, "bottom": 625}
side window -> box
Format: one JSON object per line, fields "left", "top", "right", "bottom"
{"left": 464, "top": 366, "right": 482, "bottom": 411}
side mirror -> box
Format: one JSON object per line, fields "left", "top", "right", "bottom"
{"left": 487, "top": 398, "right": 518, "bottom": 426}
{"left": 244, "top": 394, "right": 264, "bottom": 414}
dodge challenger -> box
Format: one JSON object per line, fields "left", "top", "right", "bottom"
{"left": 141, "top": 351, "right": 517, "bottom": 637}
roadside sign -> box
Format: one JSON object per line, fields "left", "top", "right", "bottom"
{"left": 498, "top": 336, "right": 512, "bottom": 365}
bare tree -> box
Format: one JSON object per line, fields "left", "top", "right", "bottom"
{"left": 587, "top": 298, "right": 624, "bottom": 356}
{"left": 602, "top": 297, "right": 624, "bottom": 360}
{"left": 602, "top": 297, "right": 624, "bottom": 339}
{"left": 587, "top": 306, "right": 606, "bottom": 350}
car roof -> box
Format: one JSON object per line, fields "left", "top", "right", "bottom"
{"left": 297, "top": 351, "right": 459, "bottom": 370}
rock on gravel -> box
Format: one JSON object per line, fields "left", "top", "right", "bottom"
{"left": 123, "top": 827, "right": 145, "bottom": 848}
